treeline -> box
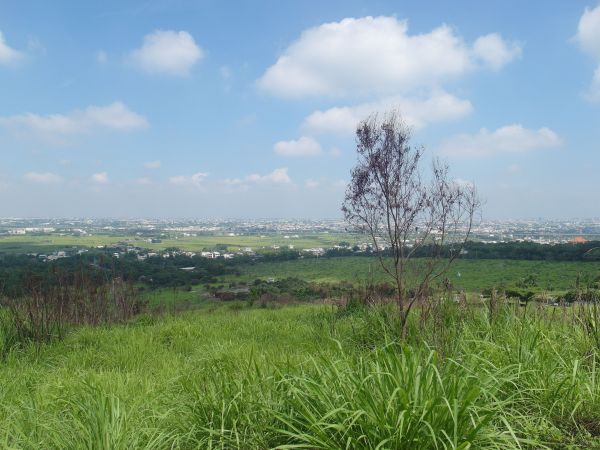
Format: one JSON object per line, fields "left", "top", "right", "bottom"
{"left": 460, "top": 241, "right": 600, "bottom": 261}
{"left": 0, "top": 253, "right": 228, "bottom": 297}
{"left": 323, "top": 240, "right": 600, "bottom": 262}
{"left": 0, "top": 248, "right": 309, "bottom": 297}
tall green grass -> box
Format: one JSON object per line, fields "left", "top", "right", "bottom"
{"left": 2, "top": 302, "right": 600, "bottom": 448}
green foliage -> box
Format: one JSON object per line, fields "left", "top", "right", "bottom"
{"left": 4, "top": 302, "right": 600, "bottom": 447}
{"left": 220, "top": 256, "right": 600, "bottom": 294}
{"left": 272, "top": 346, "right": 517, "bottom": 449}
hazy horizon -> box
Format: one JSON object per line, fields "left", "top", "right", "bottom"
{"left": 2, "top": 216, "right": 600, "bottom": 223}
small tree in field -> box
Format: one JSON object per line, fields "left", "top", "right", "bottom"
{"left": 342, "top": 111, "right": 481, "bottom": 336}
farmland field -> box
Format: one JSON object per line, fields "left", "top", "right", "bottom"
{"left": 0, "top": 232, "right": 359, "bottom": 254}
{"left": 220, "top": 256, "right": 600, "bottom": 293}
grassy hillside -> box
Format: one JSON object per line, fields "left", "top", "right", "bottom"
{"left": 2, "top": 302, "right": 600, "bottom": 448}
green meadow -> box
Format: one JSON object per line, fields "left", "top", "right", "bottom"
{"left": 2, "top": 302, "right": 600, "bottom": 448}
{"left": 222, "top": 256, "right": 600, "bottom": 293}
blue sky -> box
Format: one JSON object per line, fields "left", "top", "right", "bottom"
{"left": 1, "top": 0, "right": 599, "bottom": 219}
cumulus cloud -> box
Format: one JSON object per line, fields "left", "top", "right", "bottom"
{"left": 224, "top": 168, "right": 292, "bottom": 186}
{"left": 258, "top": 16, "right": 520, "bottom": 98}
{"left": 576, "top": 4, "right": 600, "bottom": 101}
{"left": 129, "top": 30, "right": 203, "bottom": 76}
{"left": 274, "top": 136, "right": 322, "bottom": 156}
{"left": 23, "top": 172, "right": 62, "bottom": 184}
{"left": 473, "top": 33, "right": 522, "bottom": 70}
{"left": 576, "top": 4, "right": 600, "bottom": 58}
{"left": 144, "top": 160, "right": 161, "bottom": 169}
{"left": 439, "top": 124, "right": 562, "bottom": 157}
{"left": 91, "top": 172, "right": 109, "bottom": 184}
{"left": 169, "top": 172, "right": 209, "bottom": 187}
{"left": 246, "top": 167, "right": 291, "bottom": 184}
{"left": 0, "top": 31, "right": 24, "bottom": 66}
{"left": 303, "top": 91, "right": 472, "bottom": 136}
{"left": 0, "top": 102, "right": 147, "bottom": 141}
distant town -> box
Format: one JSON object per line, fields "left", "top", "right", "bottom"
{"left": 0, "top": 217, "right": 599, "bottom": 263}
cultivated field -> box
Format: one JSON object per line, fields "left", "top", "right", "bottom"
{"left": 0, "top": 232, "right": 359, "bottom": 254}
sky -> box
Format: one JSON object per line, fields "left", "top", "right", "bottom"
{"left": 1, "top": 0, "right": 599, "bottom": 219}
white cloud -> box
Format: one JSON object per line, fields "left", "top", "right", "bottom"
{"left": 248, "top": 167, "right": 291, "bottom": 184}
{"left": 144, "top": 160, "right": 161, "bottom": 169}
{"left": 305, "top": 178, "right": 320, "bottom": 189}
{"left": 576, "top": 4, "right": 600, "bottom": 58}
{"left": 439, "top": 124, "right": 562, "bottom": 157}
{"left": 169, "top": 172, "right": 209, "bottom": 187}
{"left": 23, "top": 172, "right": 62, "bottom": 184}
{"left": 0, "top": 102, "right": 147, "bottom": 141}
{"left": 84, "top": 102, "right": 147, "bottom": 130}
{"left": 224, "top": 168, "right": 292, "bottom": 186}
{"left": 303, "top": 91, "right": 472, "bottom": 136}
{"left": 0, "top": 31, "right": 24, "bottom": 66}
{"left": 129, "top": 30, "right": 203, "bottom": 76}
{"left": 258, "top": 16, "right": 520, "bottom": 98}
{"left": 588, "top": 66, "right": 600, "bottom": 102}
{"left": 91, "top": 172, "right": 109, "bottom": 184}
{"left": 576, "top": 4, "right": 600, "bottom": 102}
{"left": 274, "top": 136, "right": 322, "bottom": 156}
{"left": 473, "top": 33, "right": 522, "bottom": 70}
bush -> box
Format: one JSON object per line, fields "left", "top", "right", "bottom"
{"left": 0, "top": 275, "right": 145, "bottom": 352}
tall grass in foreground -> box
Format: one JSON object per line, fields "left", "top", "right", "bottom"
{"left": 2, "top": 302, "right": 600, "bottom": 448}
{"left": 272, "top": 346, "right": 519, "bottom": 449}
{"left": 171, "top": 343, "right": 519, "bottom": 449}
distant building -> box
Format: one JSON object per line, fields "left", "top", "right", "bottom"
{"left": 570, "top": 236, "right": 588, "bottom": 244}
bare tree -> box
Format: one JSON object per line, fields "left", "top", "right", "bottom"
{"left": 342, "top": 111, "right": 481, "bottom": 336}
